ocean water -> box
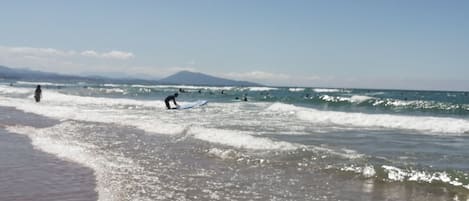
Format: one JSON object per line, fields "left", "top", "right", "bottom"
{"left": 1, "top": 80, "right": 469, "bottom": 201}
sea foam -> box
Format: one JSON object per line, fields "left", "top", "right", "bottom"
{"left": 267, "top": 102, "right": 469, "bottom": 134}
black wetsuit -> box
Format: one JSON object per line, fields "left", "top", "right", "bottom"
{"left": 34, "top": 88, "right": 42, "bottom": 102}
{"left": 164, "top": 95, "right": 177, "bottom": 109}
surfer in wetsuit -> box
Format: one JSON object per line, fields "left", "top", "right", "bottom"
{"left": 164, "top": 93, "right": 179, "bottom": 109}
{"left": 34, "top": 85, "right": 42, "bottom": 102}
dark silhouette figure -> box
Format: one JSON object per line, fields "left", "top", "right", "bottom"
{"left": 165, "top": 93, "right": 179, "bottom": 109}
{"left": 34, "top": 85, "right": 42, "bottom": 102}
{"left": 221, "top": 90, "right": 225, "bottom": 94}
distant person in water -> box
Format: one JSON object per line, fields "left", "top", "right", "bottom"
{"left": 34, "top": 85, "right": 42, "bottom": 102}
{"left": 164, "top": 93, "right": 179, "bottom": 109}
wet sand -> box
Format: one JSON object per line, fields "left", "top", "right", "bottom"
{"left": 0, "top": 107, "right": 98, "bottom": 201}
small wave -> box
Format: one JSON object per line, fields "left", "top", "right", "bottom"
{"left": 289, "top": 88, "right": 305, "bottom": 92}
{"left": 337, "top": 164, "right": 469, "bottom": 190}
{"left": 320, "top": 95, "right": 374, "bottom": 103}
{"left": 267, "top": 102, "right": 469, "bottom": 134}
{"left": 315, "top": 94, "right": 469, "bottom": 114}
{"left": 101, "top": 84, "right": 120, "bottom": 87}
{"left": 0, "top": 85, "right": 33, "bottom": 94}
{"left": 99, "top": 88, "right": 126, "bottom": 94}
{"left": 189, "top": 127, "right": 299, "bottom": 150}
{"left": 6, "top": 123, "right": 142, "bottom": 201}
{"left": 16, "top": 81, "right": 74, "bottom": 87}
{"left": 313, "top": 88, "right": 341, "bottom": 93}
{"left": 339, "top": 165, "right": 377, "bottom": 178}
{"left": 241, "top": 87, "right": 278, "bottom": 91}
{"left": 382, "top": 165, "right": 469, "bottom": 189}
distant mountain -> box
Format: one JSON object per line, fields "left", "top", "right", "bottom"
{"left": 0, "top": 65, "right": 260, "bottom": 86}
{"left": 0, "top": 65, "right": 157, "bottom": 84}
{"left": 158, "top": 71, "right": 260, "bottom": 86}
{"left": 0, "top": 65, "right": 82, "bottom": 80}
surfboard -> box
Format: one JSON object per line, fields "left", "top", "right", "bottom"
{"left": 176, "top": 100, "right": 208, "bottom": 110}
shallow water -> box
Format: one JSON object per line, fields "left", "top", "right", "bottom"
{"left": 1, "top": 80, "right": 469, "bottom": 200}
{"left": 0, "top": 107, "right": 97, "bottom": 201}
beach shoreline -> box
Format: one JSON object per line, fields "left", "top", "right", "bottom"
{"left": 0, "top": 106, "right": 98, "bottom": 201}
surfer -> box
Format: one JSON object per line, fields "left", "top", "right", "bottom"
{"left": 34, "top": 85, "right": 42, "bottom": 102}
{"left": 164, "top": 93, "right": 179, "bottom": 109}
{"left": 242, "top": 94, "right": 248, "bottom": 101}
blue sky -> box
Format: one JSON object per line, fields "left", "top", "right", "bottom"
{"left": 0, "top": 0, "right": 468, "bottom": 90}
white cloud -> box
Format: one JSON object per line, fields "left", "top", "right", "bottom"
{"left": 80, "top": 50, "right": 134, "bottom": 59}
{"left": 119, "top": 66, "right": 197, "bottom": 79}
{"left": 0, "top": 45, "right": 137, "bottom": 77}
{"left": 0, "top": 45, "right": 134, "bottom": 60}
{"left": 221, "top": 70, "right": 326, "bottom": 86}
{"left": 7, "top": 46, "right": 75, "bottom": 57}
{"left": 101, "top": 50, "right": 134, "bottom": 59}
{"left": 80, "top": 50, "right": 99, "bottom": 57}
{"left": 225, "top": 71, "right": 291, "bottom": 81}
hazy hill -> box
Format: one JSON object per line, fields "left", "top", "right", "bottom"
{"left": 0, "top": 65, "right": 155, "bottom": 84}
{"left": 0, "top": 65, "right": 81, "bottom": 80}
{"left": 1, "top": 65, "right": 260, "bottom": 86}
{"left": 158, "top": 71, "right": 259, "bottom": 86}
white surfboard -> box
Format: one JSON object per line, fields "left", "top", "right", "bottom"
{"left": 176, "top": 100, "right": 208, "bottom": 110}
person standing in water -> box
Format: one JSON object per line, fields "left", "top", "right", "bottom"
{"left": 164, "top": 93, "right": 179, "bottom": 109}
{"left": 34, "top": 85, "right": 42, "bottom": 102}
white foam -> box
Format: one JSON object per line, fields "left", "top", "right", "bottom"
{"left": 382, "top": 165, "right": 469, "bottom": 189}
{"left": 320, "top": 95, "right": 373, "bottom": 103}
{"left": 207, "top": 148, "right": 242, "bottom": 160}
{"left": 289, "top": 88, "right": 305, "bottom": 92}
{"left": 243, "top": 87, "right": 278, "bottom": 91}
{"left": 6, "top": 123, "right": 138, "bottom": 201}
{"left": 35, "top": 89, "right": 161, "bottom": 108}
{"left": 341, "top": 165, "right": 376, "bottom": 178}
{"left": 0, "top": 88, "right": 303, "bottom": 151}
{"left": 16, "top": 81, "right": 73, "bottom": 86}
{"left": 267, "top": 102, "right": 469, "bottom": 134}
{"left": 99, "top": 88, "right": 126, "bottom": 94}
{"left": 0, "top": 92, "right": 186, "bottom": 137}
{"left": 313, "top": 88, "right": 341, "bottom": 93}
{"left": 102, "top": 83, "right": 126, "bottom": 87}
{"left": 0, "top": 85, "right": 33, "bottom": 94}
{"left": 350, "top": 95, "right": 374, "bottom": 103}
{"left": 188, "top": 127, "right": 299, "bottom": 150}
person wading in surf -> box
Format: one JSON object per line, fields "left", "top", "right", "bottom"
{"left": 34, "top": 85, "right": 42, "bottom": 102}
{"left": 164, "top": 93, "right": 179, "bottom": 109}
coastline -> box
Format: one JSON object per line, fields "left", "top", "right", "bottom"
{"left": 0, "top": 106, "right": 98, "bottom": 201}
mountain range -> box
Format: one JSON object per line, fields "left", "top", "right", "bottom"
{"left": 159, "top": 71, "right": 258, "bottom": 86}
{"left": 0, "top": 65, "right": 260, "bottom": 86}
